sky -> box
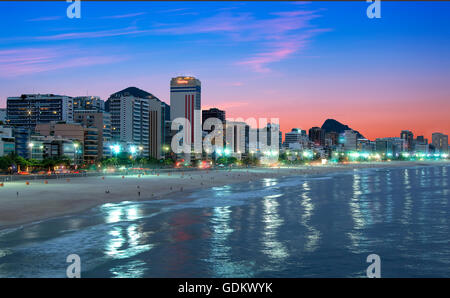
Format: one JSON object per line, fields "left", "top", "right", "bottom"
{"left": 0, "top": 1, "right": 449, "bottom": 140}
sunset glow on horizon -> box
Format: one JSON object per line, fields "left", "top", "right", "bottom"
{"left": 1, "top": 1, "right": 449, "bottom": 140}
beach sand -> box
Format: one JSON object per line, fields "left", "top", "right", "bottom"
{"left": 0, "top": 161, "right": 448, "bottom": 230}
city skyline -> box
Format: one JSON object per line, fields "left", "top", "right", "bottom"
{"left": 1, "top": 1, "right": 450, "bottom": 140}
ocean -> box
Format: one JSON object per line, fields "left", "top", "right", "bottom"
{"left": 0, "top": 164, "right": 449, "bottom": 278}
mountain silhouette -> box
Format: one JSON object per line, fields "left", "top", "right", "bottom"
{"left": 321, "top": 119, "right": 365, "bottom": 139}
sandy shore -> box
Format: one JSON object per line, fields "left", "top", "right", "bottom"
{"left": 0, "top": 160, "right": 448, "bottom": 230}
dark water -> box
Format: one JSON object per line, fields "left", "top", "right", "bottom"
{"left": 0, "top": 165, "right": 449, "bottom": 278}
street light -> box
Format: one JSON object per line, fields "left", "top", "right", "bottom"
{"left": 113, "top": 144, "right": 121, "bottom": 155}
{"left": 73, "top": 142, "right": 80, "bottom": 166}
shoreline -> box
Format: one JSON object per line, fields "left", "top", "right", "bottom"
{"left": 0, "top": 160, "right": 448, "bottom": 231}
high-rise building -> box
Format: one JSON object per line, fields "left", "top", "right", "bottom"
{"left": 343, "top": 130, "right": 358, "bottom": 151}
{"left": 147, "top": 99, "right": 163, "bottom": 159}
{"left": 400, "top": 130, "right": 414, "bottom": 151}
{"left": 106, "top": 87, "right": 164, "bottom": 159}
{"left": 0, "top": 126, "right": 15, "bottom": 157}
{"left": 28, "top": 136, "right": 44, "bottom": 160}
{"left": 284, "top": 128, "right": 307, "bottom": 149}
{"left": 414, "top": 143, "right": 429, "bottom": 154}
{"left": 224, "top": 121, "right": 247, "bottom": 158}
{"left": 376, "top": 137, "right": 405, "bottom": 157}
{"left": 309, "top": 127, "right": 325, "bottom": 146}
{"left": 202, "top": 108, "right": 225, "bottom": 126}
{"left": 74, "top": 111, "right": 112, "bottom": 159}
{"left": 262, "top": 123, "right": 282, "bottom": 150}
{"left": 29, "top": 135, "right": 78, "bottom": 163}
{"left": 358, "top": 139, "right": 375, "bottom": 152}
{"left": 0, "top": 108, "right": 6, "bottom": 123}
{"left": 416, "top": 135, "right": 427, "bottom": 144}
{"left": 170, "top": 76, "right": 201, "bottom": 148}
{"left": 161, "top": 102, "right": 171, "bottom": 150}
{"left": 7, "top": 94, "right": 74, "bottom": 129}
{"left": 432, "top": 132, "right": 449, "bottom": 153}
{"left": 73, "top": 96, "right": 105, "bottom": 112}
{"left": 324, "top": 131, "right": 339, "bottom": 147}
{"left": 13, "top": 127, "right": 32, "bottom": 158}
{"left": 35, "top": 122, "right": 90, "bottom": 163}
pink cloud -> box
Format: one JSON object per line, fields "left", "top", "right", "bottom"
{"left": 236, "top": 28, "right": 329, "bottom": 73}
{"left": 0, "top": 47, "right": 126, "bottom": 77}
{"left": 237, "top": 46, "right": 300, "bottom": 73}
{"left": 203, "top": 101, "right": 249, "bottom": 110}
{"left": 153, "top": 9, "right": 326, "bottom": 72}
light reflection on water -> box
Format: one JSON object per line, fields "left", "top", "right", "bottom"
{"left": 300, "top": 181, "right": 321, "bottom": 253}
{"left": 261, "top": 193, "right": 289, "bottom": 262}
{"left": 0, "top": 164, "right": 449, "bottom": 277}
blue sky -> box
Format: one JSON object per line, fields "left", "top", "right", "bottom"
{"left": 1, "top": 1, "right": 450, "bottom": 139}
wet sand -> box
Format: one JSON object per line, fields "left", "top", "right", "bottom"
{"left": 0, "top": 161, "right": 448, "bottom": 230}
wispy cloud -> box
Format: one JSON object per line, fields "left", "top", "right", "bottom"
{"left": 34, "top": 26, "right": 150, "bottom": 41}
{"left": 236, "top": 28, "right": 331, "bottom": 73}
{"left": 0, "top": 47, "right": 126, "bottom": 77}
{"left": 100, "top": 12, "right": 147, "bottom": 19}
{"left": 158, "top": 8, "right": 189, "bottom": 13}
{"left": 154, "top": 9, "right": 328, "bottom": 72}
{"left": 176, "top": 12, "right": 200, "bottom": 16}
{"left": 27, "top": 16, "right": 62, "bottom": 22}
{"left": 237, "top": 44, "right": 301, "bottom": 73}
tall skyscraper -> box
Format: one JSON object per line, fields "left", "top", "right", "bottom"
{"left": 170, "top": 76, "right": 201, "bottom": 148}
{"left": 309, "top": 127, "right": 325, "bottom": 146}
{"left": 343, "top": 130, "right": 358, "bottom": 151}
{"left": 432, "top": 132, "right": 449, "bottom": 153}
{"left": 400, "top": 130, "right": 414, "bottom": 151}
{"left": 106, "top": 87, "right": 164, "bottom": 159}
{"left": 7, "top": 94, "right": 74, "bottom": 129}
{"left": 203, "top": 108, "right": 226, "bottom": 147}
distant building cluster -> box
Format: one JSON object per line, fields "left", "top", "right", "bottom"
{"left": 0, "top": 76, "right": 449, "bottom": 166}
